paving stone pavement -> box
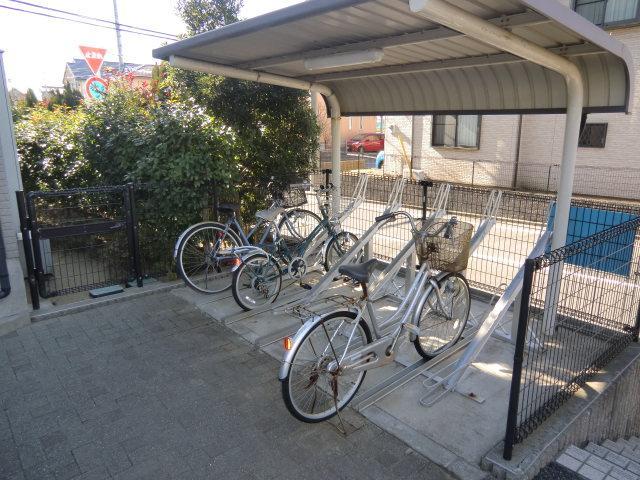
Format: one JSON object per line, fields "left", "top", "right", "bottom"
{"left": 0, "top": 292, "right": 455, "bottom": 480}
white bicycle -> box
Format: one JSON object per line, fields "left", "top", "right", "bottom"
{"left": 279, "top": 212, "right": 474, "bottom": 422}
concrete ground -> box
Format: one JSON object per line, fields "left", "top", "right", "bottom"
{"left": 0, "top": 290, "right": 456, "bottom": 480}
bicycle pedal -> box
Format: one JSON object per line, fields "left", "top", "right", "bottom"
{"left": 299, "top": 283, "right": 312, "bottom": 290}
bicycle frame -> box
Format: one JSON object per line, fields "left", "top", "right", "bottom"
{"left": 279, "top": 262, "right": 448, "bottom": 380}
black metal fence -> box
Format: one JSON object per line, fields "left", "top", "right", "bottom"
{"left": 17, "top": 170, "right": 640, "bottom": 324}
{"left": 382, "top": 156, "right": 640, "bottom": 201}
{"left": 17, "top": 183, "right": 216, "bottom": 308}
{"left": 503, "top": 218, "right": 640, "bottom": 460}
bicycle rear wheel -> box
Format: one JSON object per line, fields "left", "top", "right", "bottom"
{"left": 282, "top": 311, "right": 371, "bottom": 422}
{"left": 278, "top": 209, "right": 322, "bottom": 242}
{"left": 177, "top": 222, "right": 241, "bottom": 294}
{"left": 232, "top": 252, "right": 282, "bottom": 311}
{"left": 413, "top": 273, "right": 470, "bottom": 359}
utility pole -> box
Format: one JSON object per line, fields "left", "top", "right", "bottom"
{"left": 112, "top": 0, "right": 124, "bottom": 71}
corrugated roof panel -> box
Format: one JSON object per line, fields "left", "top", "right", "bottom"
{"left": 153, "top": 0, "right": 634, "bottom": 114}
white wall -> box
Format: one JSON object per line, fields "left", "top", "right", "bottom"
{"left": 0, "top": 50, "right": 30, "bottom": 333}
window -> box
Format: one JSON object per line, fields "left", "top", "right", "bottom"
{"left": 432, "top": 115, "right": 480, "bottom": 148}
{"left": 579, "top": 123, "right": 608, "bottom": 148}
{"left": 574, "top": 0, "right": 640, "bottom": 27}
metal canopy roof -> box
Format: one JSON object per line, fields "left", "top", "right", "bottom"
{"left": 153, "top": 0, "right": 634, "bottom": 115}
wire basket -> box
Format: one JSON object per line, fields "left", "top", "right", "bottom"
{"left": 416, "top": 220, "right": 474, "bottom": 273}
{"left": 278, "top": 186, "right": 308, "bottom": 208}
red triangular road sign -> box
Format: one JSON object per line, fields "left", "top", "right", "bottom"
{"left": 79, "top": 46, "right": 107, "bottom": 75}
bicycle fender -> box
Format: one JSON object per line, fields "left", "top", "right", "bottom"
{"left": 410, "top": 270, "right": 450, "bottom": 332}
{"left": 279, "top": 317, "right": 320, "bottom": 381}
{"left": 278, "top": 307, "right": 359, "bottom": 381}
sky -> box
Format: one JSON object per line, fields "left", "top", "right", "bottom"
{"left": 0, "top": 0, "right": 303, "bottom": 94}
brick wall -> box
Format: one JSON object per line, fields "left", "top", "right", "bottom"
{"left": 517, "top": 26, "right": 640, "bottom": 197}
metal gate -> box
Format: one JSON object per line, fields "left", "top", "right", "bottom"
{"left": 16, "top": 185, "right": 142, "bottom": 308}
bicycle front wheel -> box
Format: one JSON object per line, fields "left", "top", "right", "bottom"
{"left": 413, "top": 272, "right": 470, "bottom": 359}
{"left": 177, "top": 222, "right": 241, "bottom": 294}
{"left": 324, "top": 231, "right": 361, "bottom": 272}
{"left": 232, "top": 252, "right": 282, "bottom": 311}
{"left": 282, "top": 311, "right": 372, "bottom": 422}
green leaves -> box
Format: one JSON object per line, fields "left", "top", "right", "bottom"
{"left": 15, "top": 105, "right": 93, "bottom": 192}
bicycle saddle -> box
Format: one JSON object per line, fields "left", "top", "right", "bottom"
{"left": 256, "top": 206, "right": 285, "bottom": 222}
{"left": 338, "top": 259, "right": 379, "bottom": 284}
{"left": 217, "top": 203, "right": 239, "bottom": 215}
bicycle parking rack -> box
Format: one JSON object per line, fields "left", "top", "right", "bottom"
{"left": 355, "top": 190, "right": 551, "bottom": 409}
{"left": 276, "top": 176, "right": 408, "bottom": 312}
{"left": 417, "top": 228, "right": 552, "bottom": 407}
{"left": 354, "top": 228, "right": 552, "bottom": 413}
{"left": 370, "top": 188, "right": 502, "bottom": 302}
{"left": 329, "top": 172, "right": 369, "bottom": 224}
{"left": 367, "top": 184, "right": 451, "bottom": 302}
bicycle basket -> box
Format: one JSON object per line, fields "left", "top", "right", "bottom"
{"left": 416, "top": 221, "right": 474, "bottom": 273}
{"left": 280, "top": 186, "right": 308, "bottom": 208}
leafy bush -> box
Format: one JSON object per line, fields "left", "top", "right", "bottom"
{"left": 14, "top": 105, "right": 94, "bottom": 192}
{"left": 80, "top": 78, "right": 151, "bottom": 185}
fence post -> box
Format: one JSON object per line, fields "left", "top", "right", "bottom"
{"left": 124, "top": 184, "right": 143, "bottom": 287}
{"left": 634, "top": 298, "right": 640, "bottom": 342}
{"left": 419, "top": 180, "right": 432, "bottom": 220}
{"left": 471, "top": 161, "right": 476, "bottom": 186}
{"left": 503, "top": 258, "right": 535, "bottom": 460}
{"left": 322, "top": 169, "right": 332, "bottom": 189}
{"left": 546, "top": 165, "right": 553, "bottom": 191}
{"left": 15, "top": 191, "right": 39, "bottom": 310}
{"left": 25, "top": 193, "right": 47, "bottom": 299}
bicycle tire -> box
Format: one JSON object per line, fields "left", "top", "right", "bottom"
{"left": 231, "top": 252, "right": 282, "bottom": 311}
{"left": 277, "top": 208, "right": 322, "bottom": 242}
{"left": 413, "top": 272, "right": 470, "bottom": 359}
{"left": 282, "top": 311, "right": 372, "bottom": 423}
{"left": 324, "top": 231, "right": 361, "bottom": 272}
{"left": 176, "top": 222, "right": 242, "bottom": 294}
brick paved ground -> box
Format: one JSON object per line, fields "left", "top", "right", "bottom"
{"left": 0, "top": 292, "right": 453, "bottom": 480}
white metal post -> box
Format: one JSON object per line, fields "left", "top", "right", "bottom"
{"left": 310, "top": 93, "right": 320, "bottom": 170}
{"left": 410, "top": 0, "right": 585, "bottom": 336}
{"left": 542, "top": 81, "right": 584, "bottom": 333}
{"left": 331, "top": 114, "right": 342, "bottom": 214}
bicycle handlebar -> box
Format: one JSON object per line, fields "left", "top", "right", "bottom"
{"left": 376, "top": 211, "right": 458, "bottom": 238}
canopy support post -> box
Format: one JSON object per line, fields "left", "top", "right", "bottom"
{"left": 410, "top": 0, "right": 584, "bottom": 335}
{"left": 330, "top": 107, "right": 342, "bottom": 214}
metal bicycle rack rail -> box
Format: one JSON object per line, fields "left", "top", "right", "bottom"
{"left": 350, "top": 190, "right": 516, "bottom": 411}
{"left": 275, "top": 175, "right": 408, "bottom": 312}
{"left": 417, "top": 229, "right": 552, "bottom": 407}
{"left": 368, "top": 184, "right": 451, "bottom": 302}
{"left": 326, "top": 173, "right": 369, "bottom": 224}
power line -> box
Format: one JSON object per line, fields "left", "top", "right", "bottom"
{"left": 0, "top": 3, "right": 179, "bottom": 41}
{"left": 9, "top": 0, "right": 180, "bottom": 38}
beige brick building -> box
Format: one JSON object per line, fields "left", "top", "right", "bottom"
{"left": 383, "top": 0, "right": 640, "bottom": 200}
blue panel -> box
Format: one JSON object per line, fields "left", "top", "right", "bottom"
{"left": 547, "top": 203, "right": 637, "bottom": 276}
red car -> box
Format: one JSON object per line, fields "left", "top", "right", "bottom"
{"left": 347, "top": 133, "right": 384, "bottom": 153}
